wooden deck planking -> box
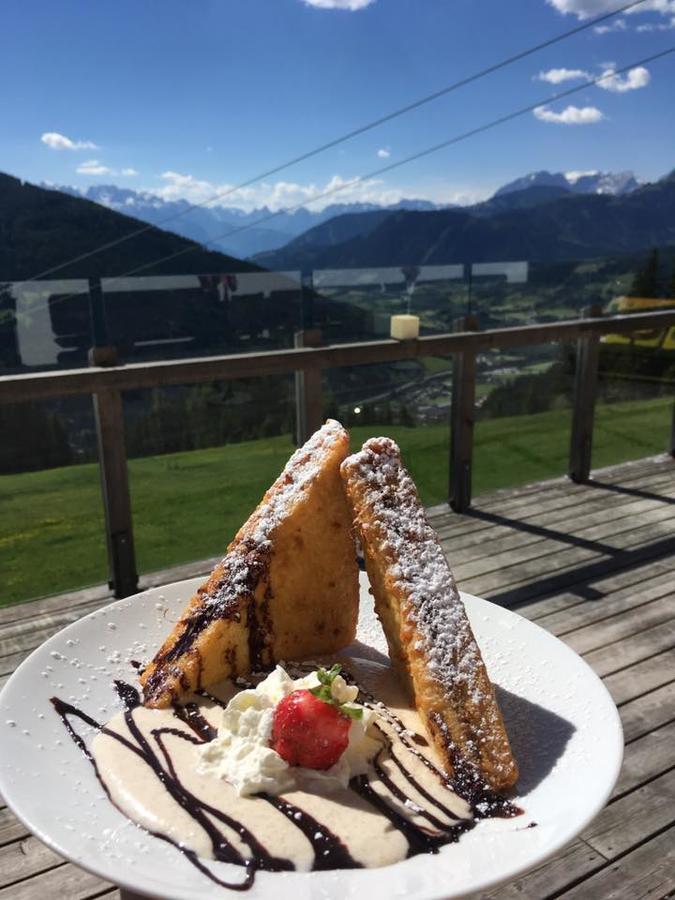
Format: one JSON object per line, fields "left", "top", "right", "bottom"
{"left": 0, "top": 805, "right": 28, "bottom": 848}
{"left": 604, "top": 648, "right": 675, "bottom": 705}
{"left": 581, "top": 768, "right": 675, "bottom": 859}
{"left": 442, "top": 479, "right": 675, "bottom": 563}
{"left": 612, "top": 720, "right": 675, "bottom": 798}
{"left": 584, "top": 619, "right": 675, "bottom": 677}
{"left": 0, "top": 861, "right": 113, "bottom": 900}
{"left": 483, "top": 838, "right": 606, "bottom": 900}
{"left": 0, "top": 453, "right": 672, "bottom": 900}
{"left": 557, "top": 826, "right": 675, "bottom": 900}
{"left": 562, "top": 595, "right": 675, "bottom": 655}
{"left": 435, "top": 477, "right": 675, "bottom": 557}
{"left": 0, "top": 836, "right": 64, "bottom": 889}
{"left": 520, "top": 554, "right": 675, "bottom": 622}
{"left": 456, "top": 517, "right": 675, "bottom": 594}
{"left": 619, "top": 680, "right": 675, "bottom": 744}
{"left": 532, "top": 569, "right": 675, "bottom": 636}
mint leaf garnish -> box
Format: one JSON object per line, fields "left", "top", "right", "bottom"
{"left": 309, "top": 665, "right": 363, "bottom": 720}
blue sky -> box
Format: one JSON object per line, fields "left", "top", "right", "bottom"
{"left": 2, "top": 0, "right": 674, "bottom": 209}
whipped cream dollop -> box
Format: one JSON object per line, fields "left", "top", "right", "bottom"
{"left": 198, "top": 665, "right": 380, "bottom": 796}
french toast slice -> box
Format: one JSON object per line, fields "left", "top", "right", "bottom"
{"left": 141, "top": 420, "right": 359, "bottom": 708}
{"left": 341, "top": 438, "right": 518, "bottom": 792}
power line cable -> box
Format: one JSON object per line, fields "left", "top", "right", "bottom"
{"left": 87, "top": 46, "right": 675, "bottom": 288}
{"left": 38, "top": 43, "right": 675, "bottom": 315}
{"left": 26, "top": 0, "right": 648, "bottom": 283}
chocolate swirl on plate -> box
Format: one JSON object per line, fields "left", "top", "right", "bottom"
{"left": 52, "top": 668, "right": 520, "bottom": 892}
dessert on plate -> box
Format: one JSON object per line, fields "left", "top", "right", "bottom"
{"left": 141, "top": 419, "right": 359, "bottom": 708}
{"left": 341, "top": 437, "right": 518, "bottom": 792}
{"left": 51, "top": 421, "right": 521, "bottom": 891}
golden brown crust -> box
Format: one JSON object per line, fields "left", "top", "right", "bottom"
{"left": 341, "top": 438, "right": 518, "bottom": 792}
{"left": 141, "top": 421, "right": 359, "bottom": 707}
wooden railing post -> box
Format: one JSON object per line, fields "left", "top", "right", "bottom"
{"left": 87, "top": 277, "right": 117, "bottom": 367}
{"left": 93, "top": 387, "right": 138, "bottom": 598}
{"left": 87, "top": 277, "right": 138, "bottom": 598}
{"left": 569, "top": 304, "right": 603, "bottom": 484}
{"left": 449, "top": 315, "right": 478, "bottom": 513}
{"left": 294, "top": 329, "right": 323, "bottom": 446}
{"left": 669, "top": 400, "right": 675, "bottom": 458}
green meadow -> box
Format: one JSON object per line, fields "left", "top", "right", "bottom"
{"left": 0, "top": 396, "right": 670, "bottom": 607}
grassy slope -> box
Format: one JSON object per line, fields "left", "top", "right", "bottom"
{"left": 0, "top": 397, "right": 670, "bottom": 607}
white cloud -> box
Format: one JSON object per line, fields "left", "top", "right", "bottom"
{"left": 537, "top": 67, "right": 589, "bottom": 83}
{"left": 547, "top": 0, "right": 675, "bottom": 20}
{"left": 41, "top": 131, "right": 98, "bottom": 151}
{"left": 302, "top": 0, "right": 375, "bottom": 8}
{"left": 377, "top": 147, "right": 391, "bottom": 158}
{"left": 76, "top": 159, "right": 112, "bottom": 175}
{"left": 546, "top": 0, "right": 627, "bottom": 19}
{"left": 597, "top": 65, "right": 650, "bottom": 92}
{"left": 634, "top": 0, "right": 675, "bottom": 11}
{"left": 533, "top": 104, "right": 604, "bottom": 124}
{"left": 594, "top": 17, "right": 626, "bottom": 33}
{"left": 533, "top": 62, "right": 651, "bottom": 95}
{"left": 636, "top": 15, "right": 675, "bottom": 29}
{"left": 155, "top": 170, "right": 460, "bottom": 211}
{"left": 75, "top": 160, "right": 137, "bottom": 177}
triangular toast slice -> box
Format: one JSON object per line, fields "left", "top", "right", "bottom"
{"left": 340, "top": 438, "right": 518, "bottom": 792}
{"left": 141, "top": 420, "right": 359, "bottom": 708}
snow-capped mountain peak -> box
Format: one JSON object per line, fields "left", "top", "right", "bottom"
{"left": 494, "top": 169, "right": 641, "bottom": 199}
{"left": 42, "top": 183, "right": 449, "bottom": 259}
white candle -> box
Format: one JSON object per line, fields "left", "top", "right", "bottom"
{"left": 390, "top": 314, "right": 420, "bottom": 340}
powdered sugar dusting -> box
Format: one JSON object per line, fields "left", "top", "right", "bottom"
{"left": 205, "top": 420, "right": 346, "bottom": 614}
{"left": 342, "top": 437, "right": 520, "bottom": 790}
{"left": 342, "top": 437, "right": 485, "bottom": 701}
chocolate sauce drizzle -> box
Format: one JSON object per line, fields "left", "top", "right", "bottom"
{"left": 143, "top": 541, "right": 271, "bottom": 705}
{"left": 51, "top": 670, "right": 522, "bottom": 893}
{"left": 172, "top": 702, "right": 218, "bottom": 742}
{"left": 261, "top": 794, "right": 360, "bottom": 870}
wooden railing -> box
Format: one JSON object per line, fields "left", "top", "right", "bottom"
{"left": 2, "top": 308, "right": 674, "bottom": 598}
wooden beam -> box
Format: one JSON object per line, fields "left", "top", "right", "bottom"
{"left": 569, "top": 304, "right": 602, "bottom": 484}
{"left": 92, "top": 389, "right": 138, "bottom": 598}
{"left": 2, "top": 310, "right": 674, "bottom": 404}
{"left": 293, "top": 329, "right": 323, "bottom": 445}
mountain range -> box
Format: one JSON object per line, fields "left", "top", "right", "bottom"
{"left": 494, "top": 169, "right": 641, "bottom": 198}
{"left": 50, "top": 168, "right": 642, "bottom": 260}
{"left": 5, "top": 166, "right": 672, "bottom": 285}
{"left": 3, "top": 167, "right": 673, "bottom": 374}
{"left": 0, "top": 173, "right": 254, "bottom": 281}
{"left": 254, "top": 170, "right": 675, "bottom": 270}
{"left": 51, "top": 184, "right": 445, "bottom": 260}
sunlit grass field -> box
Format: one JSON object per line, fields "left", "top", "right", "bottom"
{"left": 0, "top": 396, "right": 670, "bottom": 607}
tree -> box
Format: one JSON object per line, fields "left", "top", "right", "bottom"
{"left": 630, "top": 248, "right": 660, "bottom": 298}
{"left": 0, "top": 403, "right": 73, "bottom": 473}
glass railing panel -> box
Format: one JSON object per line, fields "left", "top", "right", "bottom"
{"left": 472, "top": 342, "right": 575, "bottom": 494}
{"left": 124, "top": 374, "right": 297, "bottom": 577}
{"left": 1, "top": 279, "right": 90, "bottom": 373}
{"left": 311, "top": 265, "right": 464, "bottom": 342}
{"left": 102, "top": 271, "right": 303, "bottom": 363}
{"left": 326, "top": 356, "right": 452, "bottom": 506}
{"left": 593, "top": 298, "right": 674, "bottom": 468}
{"left": 0, "top": 397, "right": 107, "bottom": 606}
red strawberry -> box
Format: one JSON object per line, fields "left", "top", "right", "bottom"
{"left": 271, "top": 689, "right": 351, "bottom": 770}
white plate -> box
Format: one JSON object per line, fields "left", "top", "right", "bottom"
{"left": 0, "top": 573, "right": 623, "bottom": 900}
